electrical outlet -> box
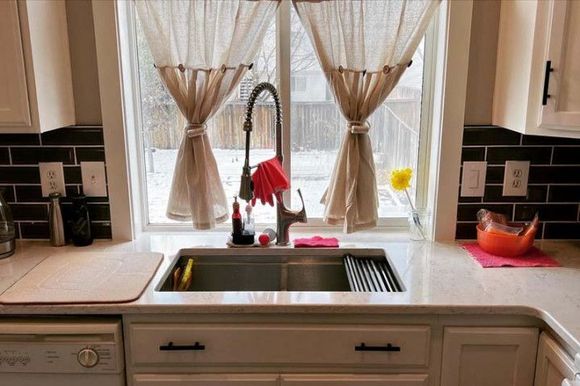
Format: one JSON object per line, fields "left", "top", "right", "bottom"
{"left": 461, "top": 161, "right": 487, "bottom": 197}
{"left": 81, "top": 162, "right": 107, "bottom": 197}
{"left": 39, "top": 162, "right": 66, "bottom": 197}
{"left": 503, "top": 160, "right": 530, "bottom": 196}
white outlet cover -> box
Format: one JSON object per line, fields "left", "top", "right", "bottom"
{"left": 39, "top": 162, "right": 66, "bottom": 197}
{"left": 460, "top": 161, "right": 487, "bottom": 197}
{"left": 503, "top": 160, "right": 530, "bottom": 196}
{"left": 81, "top": 162, "right": 107, "bottom": 197}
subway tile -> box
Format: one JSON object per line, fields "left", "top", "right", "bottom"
{"left": 64, "top": 166, "right": 82, "bottom": 184}
{"left": 458, "top": 193, "right": 483, "bottom": 203}
{"left": 0, "top": 134, "right": 40, "bottom": 146}
{"left": 529, "top": 166, "right": 580, "bottom": 184}
{"left": 10, "top": 147, "right": 75, "bottom": 165}
{"left": 485, "top": 166, "right": 505, "bottom": 183}
{"left": 457, "top": 203, "right": 514, "bottom": 222}
{"left": 463, "top": 126, "right": 521, "bottom": 146}
{"left": 455, "top": 222, "right": 478, "bottom": 239}
{"left": 548, "top": 185, "right": 580, "bottom": 203}
{"left": 19, "top": 222, "right": 49, "bottom": 239}
{"left": 87, "top": 204, "right": 111, "bottom": 221}
{"left": 486, "top": 146, "right": 551, "bottom": 165}
{"left": 15, "top": 185, "right": 78, "bottom": 202}
{"left": 75, "top": 147, "right": 105, "bottom": 162}
{"left": 0, "top": 186, "right": 15, "bottom": 202}
{"left": 461, "top": 147, "right": 485, "bottom": 162}
{"left": 484, "top": 185, "right": 547, "bottom": 203}
{"left": 514, "top": 203, "right": 578, "bottom": 222}
{"left": 552, "top": 147, "right": 580, "bottom": 165}
{"left": 543, "top": 222, "right": 580, "bottom": 239}
{"left": 522, "top": 135, "right": 580, "bottom": 146}
{"left": 91, "top": 222, "right": 112, "bottom": 239}
{"left": 0, "top": 167, "right": 40, "bottom": 183}
{"left": 0, "top": 148, "right": 9, "bottom": 164}
{"left": 10, "top": 203, "right": 48, "bottom": 221}
{"left": 41, "top": 127, "right": 104, "bottom": 145}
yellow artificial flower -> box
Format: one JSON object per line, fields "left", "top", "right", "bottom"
{"left": 390, "top": 168, "right": 413, "bottom": 191}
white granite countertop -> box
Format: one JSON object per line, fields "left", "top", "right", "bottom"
{"left": 0, "top": 232, "right": 578, "bottom": 354}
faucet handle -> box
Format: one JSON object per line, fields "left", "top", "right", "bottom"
{"left": 295, "top": 188, "right": 307, "bottom": 221}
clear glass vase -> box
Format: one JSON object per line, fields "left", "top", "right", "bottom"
{"left": 408, "top": 209, "right": 430, "bottom": 241}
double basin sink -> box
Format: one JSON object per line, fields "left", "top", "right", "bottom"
{"left": 157, "top": 248, "right": 403, "bottom": 292}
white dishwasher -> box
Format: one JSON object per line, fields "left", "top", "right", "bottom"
{"left": 0, "top": 318, "right": 125, "bottom": 386}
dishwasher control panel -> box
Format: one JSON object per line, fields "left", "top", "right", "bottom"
{"left": 0, "top": 319, "right": 123, "bottom": 374}
{"left": 0, "top": 343, "right": 119, "bottom": 373}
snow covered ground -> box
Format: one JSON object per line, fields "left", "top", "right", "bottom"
{"left": 146, "top": 149, "right": 410, "bottom": 224}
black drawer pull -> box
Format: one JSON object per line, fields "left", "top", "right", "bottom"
{"left": 159, "top": 341, "right": 205, "bottom": 351}
{"left": 542, "top": 60, "right": 554, "bottom": 105}
{"left": 355, "top": 343, "right": 401, "bottom": 352}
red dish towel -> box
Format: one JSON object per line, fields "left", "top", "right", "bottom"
{"left": 294, "top": 236, "right": 339, "bottom": 248}
{"left": 462, "top": 242, "right": 560, "bottom": 268}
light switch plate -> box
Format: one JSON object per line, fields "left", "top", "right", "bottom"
{"left": 503, "top": 160, "right": 530, "bottom": 196}
{"left": 39, "top": 162, "right": 66, "bottom": 197}
{"left": 460, "top": 161, "right": 487, "bottom": 197}
{"left": 81, "top": 162, "right": 107, "bottom": 197}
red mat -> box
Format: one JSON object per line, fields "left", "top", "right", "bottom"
{"left": 462, "top": 242, "right": 560, "bottom": 268}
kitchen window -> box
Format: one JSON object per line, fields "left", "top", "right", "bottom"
{"left": 124, "top": 1, "right": 435, "bottom": 230}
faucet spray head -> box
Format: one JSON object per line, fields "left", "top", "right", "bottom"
{"left": 239, "top": 165, "right": 253, "bottom": 202}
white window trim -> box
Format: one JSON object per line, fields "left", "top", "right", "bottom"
{"left": 95, "top": 0, "right": 473, "bottom": 241}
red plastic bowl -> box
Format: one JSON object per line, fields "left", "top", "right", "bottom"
{"left": 476, "top": 224, "right": 537, "bottom": 257}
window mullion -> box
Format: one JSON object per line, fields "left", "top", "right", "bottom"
{"left": 276, "top": 0, "right": 292, "bottom": 203}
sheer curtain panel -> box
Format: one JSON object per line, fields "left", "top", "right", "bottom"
{"left": 293, "top": 0, "right": 440, "bottom": 233}
{"left": 135, "top": 0, "right": 279, "bottom": 229}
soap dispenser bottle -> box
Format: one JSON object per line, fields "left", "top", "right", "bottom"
{"left": 232, "top": 196, "right": 243, "bottom": 238}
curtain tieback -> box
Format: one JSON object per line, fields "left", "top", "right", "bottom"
{"left": 185, "top": 123, "right": 207, "bottom": 138}
{"left": 348, "top": 121, "right": 370, "bottom": 134}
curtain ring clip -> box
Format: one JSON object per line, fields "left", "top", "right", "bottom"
{"left": 383, "top": 65, "right": 391, "bottom": 74}
{"left": 407, "top": 60, "right": 413, "bottom": 68}
{"left": 338, "top": 65, "right": 344, "bottom": 74}
{"left": 220, "top": 64, "right": 227, "bottom": 73}
{"left": 178, "top": 64, "right": 185, "bottom": 72}
{"left": 248, "top": 62, "right": 254, "bottom": 70}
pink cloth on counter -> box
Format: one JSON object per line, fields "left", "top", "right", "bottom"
{"left": 462, "top": 242, "right": 560, "bottom": 268}
{"left": 293, "top": 236, "right": 339, "bottom": 248}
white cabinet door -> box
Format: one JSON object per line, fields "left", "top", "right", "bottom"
{"left": 534, "top": 333, "right": 576, "bottom": 386}
{"left": 440, "top": 327, "right": 538, "bottom": 386}
{"left": 540, "top": 0, "right": 580, "bottom": 130}
{"left": 280, "top": 374, "right": 429, "bottom": 386}
{"left": 133, "top": 374, "right": 279, "bottom": 386}
{"left": 0, "top": 0, "right": 31, "bottom": 127}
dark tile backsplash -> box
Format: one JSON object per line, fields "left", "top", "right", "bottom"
{"left": 0, "top": 126, "right": 111, "bottom": 240}
{"left": 457, "top": 125, "right": 580, "bottom": 240}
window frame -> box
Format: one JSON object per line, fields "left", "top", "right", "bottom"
{"left": 118, "top": 0, "right": 441, "bottom": 233}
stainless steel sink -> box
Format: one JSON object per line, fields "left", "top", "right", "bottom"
{"left": 157, "top": 248, "right": 403, "bottom": 292}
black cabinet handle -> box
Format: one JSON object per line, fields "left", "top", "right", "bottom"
{"left": 542, "top": 60, "right": 554, "bottom": 105}
{"left": 159, "top": 341, "right": 205, "bottom": 351}
{"left": 355, "top": 343, "right": 401, "bottom": 352}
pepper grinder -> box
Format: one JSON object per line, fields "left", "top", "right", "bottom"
{"left": 49, "top": 192, "right": 66, "bottom": 247}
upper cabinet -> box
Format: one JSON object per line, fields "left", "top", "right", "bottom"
{"left": 493, "top": 0, "right": 580, "bottom": 138}
{"left": 0, "top": 0, "right": 75, "bottom": 133}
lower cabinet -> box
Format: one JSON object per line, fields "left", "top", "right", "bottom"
{"left": 133, "top": 374, "right": 428, "bottom": 386}
{"left": 133, "top": 374, "right": 279, "bottom": 386}
{"left": 280, "top": 374, "right": 429, "bottom": 386}
{"left": 534, "top": 333, "right": 576, "bottom": 386}
{"left": 440, "top": 327, "right": 539, "bottom": 386}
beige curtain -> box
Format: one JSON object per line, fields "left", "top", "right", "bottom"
{"left": 136, "top": 0, "right": 279, "bottom": 229}
{"left": 293, "top": 0, "right": 440, "bottom": 233}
